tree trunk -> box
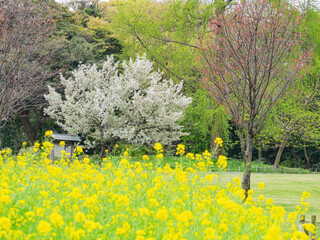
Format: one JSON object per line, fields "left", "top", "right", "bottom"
{"left": 107, "top": 138, "right": 118, "bottom": 153}
{"left": 100, "top": 142, "right": 106, "bottom": 164}
{"left": 99, "top": 125, "right": 105, "bottom": 164}
{"left": 210, "top": 114, "right": 223, "bottom": 157}
{"left": 273, "top": 131, "right": 290, "bottom": 168}
{"left": 20, "top": 111, "right": 43, "bottom": 144}
{"left": 258, "top": 145, "right": 262, "bottom": 162}
{"left": 210, "top": 130, "right": 223, "bottom": 157}
{"left": 303, "top": 141, "right": 311, "bottom": 169}
{"left": 210, "top": 129, "right": 215, "bottom": 154}
{"left": 241, "top": 131, "right": 253, "bottom": 199}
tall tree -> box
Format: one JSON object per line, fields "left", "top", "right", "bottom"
{"left": 108, "top": 0, "right": 234, "bottom": 152}
{"left": 199, "top": 0, "right": 311, "bottom": 196}
{"left": 272, "top": 79, "right": 320, "bottom": 168}
{"left": 257, "top": 1, "right": 320, "bottom": 168}
{"left": 14, "top": 0, "right": 123, "bottom": 145}
{"left": 0, "top": 0, "right": 57, "bottom": 129}
{"left": 45, "top": 55, "right": 192, "bottom": 161}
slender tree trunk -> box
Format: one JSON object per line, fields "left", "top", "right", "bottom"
{"left": 100, "top": 142, "right": 106, "bottom": 164}
{"left": 99, "top": 125, "right": 105, "bottom": 164}
{"left": 210, "top": 130, "right": 223, "bottom": 157}
{"left": 19, "top": 111, "right": 43, "bottom": 144}
{"left": 242, "top": 131, "right": 253, "bottom": 199}
{"left": 237, "top": 127, "right": 246, "bottom": 160}
{"left": 210, "top": 114, "right": 223, "bottom": 157}
{"left": 303, "top": 141, "right": 311, "bottom": 169}
{"left": 210, "top": 125, "right": 215, "bottom": 154}
{"left": 107, "top": 138, "right": 118, "bottom": 153}
{"left": 258, "top": 144, "right": 262, "bottom": 162}
{"left": 273, "top": 131, "right": 290, "bottom": 168}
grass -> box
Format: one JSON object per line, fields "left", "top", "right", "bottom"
{"left": 106, "top": 154, "right": 319, "bottom": 215}
{"left": 121, "top": 155, "right": 313, "bottom": 173}
{"left": 95, "top": 154, "right": 319, "bottom": 233}
{"left": 214, "top": 172, "right": 320, "bottom": 234}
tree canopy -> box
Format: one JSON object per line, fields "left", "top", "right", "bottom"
{"left": 199, "top": 0, "right": 311, "bottom": 193}
{"left": 45, "top": 55, "right": 191, "bottom": 160}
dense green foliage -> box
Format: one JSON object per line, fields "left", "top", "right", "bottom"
{"left": 1, "top": 0, "right": 320, "bottom": 171}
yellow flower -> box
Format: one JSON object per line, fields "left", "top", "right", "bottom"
{"left": 214, "top": 137, "right": 223, "bottom": 147}
{"left": 291, "top": 231, "right": 309, "bottom": 240}
{"left": 156, "top": 153, "right": 163, "bottom": 159}
{"left": 176, "top": 144, "right": 185, "bottom": 155}
{"left": 302, "top": 191, "right": 310, "bottom": 199}
{"left": 154, "top": 143, "right": 163, "bottom": 152}
{"left": 37, "top": 221, "right": 52, "bottom": 236}
{"left": 42, "top": 141, "right": 53, "bottom": 149}
{"left": 218, "top": 223, "right": 228, "bottom": 233}
{"left": 142, "top": 155, "right": 149, "bottom": 161}
{"left": 303, "top": 223, "right": 316, "bottom": 234}
{"left": 59, "top": 141, "right": 65, "bottom": 146}
{"left": 202, "top": 150, "right": 211, "bottom": 157}
{"left": 5, "top": 148, "right": 12, "bottom": 155}
{"left": 0, "top": 217, "right": 11, "bottom": 232}
{"left": 74, "top": 212, "right": 86, "bottom": 222}
{"left": 22, "top": 142, "right": 27, "bottom": 147}
{"left": 45, "top": 130, "right": 53, "bottom": 136}
{"left": 155, "top": 207, "right": 168, "bottom": 221}
{"left": 195, "top": 154, "right": 202, "bottom": 161}
{"left": 233, "top": 177, "right": 241, "bottom": 185}
{"left": 258, "top": 182, "right": 265, "bottom": 190}
{"left": 204, "top": 174, "right": 217, "bottom": 181}
{"left": 217, "top": 155, "right": 227, "bottom": 169}
{"left": 266, "top": 198, "right": 274, "bottom": 205}
{"left": 204, "top": 227, "right": 216, "bottom": 240}
{"left": 84, "top": 220, "right": 101, "bottom": 233}
{"left": 116, "top": 221, "right": 131, "bottom": 235}
{"left": 68, "top": 227, "right": 85, "bottom": 240}
{"left": 0, "top": 133, "right": 311, "bottom": 240}
{"left": 50, "top": 211, "right": 64, "bottom": 227}
{"left": 0, "top": 195, "right": 11, "bottom": 204}
{"left": 74, "top": 146, "right": 83, "bottom": 155}
{"left": 258, "top": 195, "right": 265, "bottom": 202}
{"left": 136, "top": 230, "right": 146, "bottom": 235}
{"left": 83, "top": 157, "right": 90, "bottom": 164}
{"left": 263, "top": 225, "right": 281, "bottom": 240}
{"left": 25, "top": 211, "right": 35, "bottom": 221}
{"left": 186, "top": 153, "right": 195, "bottom": 160}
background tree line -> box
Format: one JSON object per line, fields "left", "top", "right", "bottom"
{"left": 1, "top": 0, "right": 320, "bottom": 172}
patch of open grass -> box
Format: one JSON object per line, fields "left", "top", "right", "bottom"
{"left": 214, "top": 173, "right": 320, "bottom": 234}
{"left": 127, "top": 155, "right": 313, "bottom": 173}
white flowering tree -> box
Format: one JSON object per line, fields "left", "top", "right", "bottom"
{"left": 45, "top": 55, "right": 192, "bottom": 159}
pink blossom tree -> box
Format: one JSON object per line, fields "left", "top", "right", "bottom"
{"left": 199, "top": 0, "right": 311, "bottom": 196}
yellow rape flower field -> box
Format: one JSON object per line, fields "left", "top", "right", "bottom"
{"left": 0, "top": 139, "right": 315, "bottom": 239}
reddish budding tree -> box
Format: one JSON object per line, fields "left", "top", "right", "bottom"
{"left": 0, "top": 0, "right": 57, "bottom": 130}
{"left": 199, "top": 0, "right": 311, "bottom": 196}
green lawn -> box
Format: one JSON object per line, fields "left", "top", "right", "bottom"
{"left": 214, "top": 173, "right": 320, "bottom": 234}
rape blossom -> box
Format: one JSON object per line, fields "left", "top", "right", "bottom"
{"left": 0, "top": 136, "right": 311, "bottom": 239}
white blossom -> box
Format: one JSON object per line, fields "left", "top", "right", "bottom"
{"left": 45, "top": 54, "right": 192, "bottom": 147}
